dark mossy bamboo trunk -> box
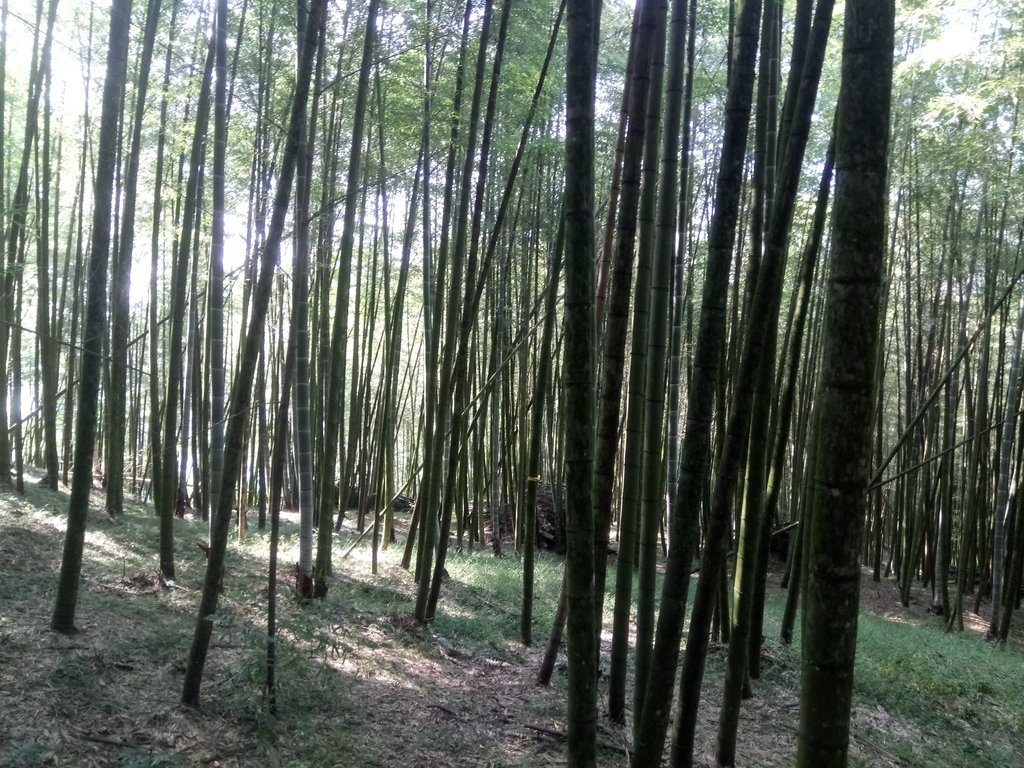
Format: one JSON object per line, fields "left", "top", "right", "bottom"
{"left": 607, "top": 0, "right": 668, "bottom": 725}
{"left": 0, "top": 0, "right": 5, "bottom": 482}
{"left": 51, "top": 0, "right": 133, "bottom": 634}
{"left": 592, "top": 0, "right": 666, "bottom": 641}
{"left": 106, "top": 0, "right": 163, "bottom": 513}
{"left": 182, "top": 0, "right": 323, "bottom": 705}
{"left": 207, "top": 0, "right": 230, "bottom": 557}
{"left": 316, "top": 0, "right": 380, "bottom": 593}
{"left": 563, "top": 0, "right": 598, "bottom": 763}
{"left": 293, "top": 0, "right": 322, "bottom": 598}
{"left": 673, "top": 0, "right": 834, "bottom": 761}
{"left": 522, "top": 207, "right": 565, "bottom": 647}
{"left": 631, "top": 2, "right": 762, "bottom": 764}
{"left": 634, "top": 0, "right": 688, "bottom": 726}
{"left": 797, "top": 0, "right": 894, "bottom": 764}
{"left": 426, "top": 0, "right": 517, "bottom": 621}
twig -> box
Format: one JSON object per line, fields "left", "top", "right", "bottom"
{"left": 202, "top": 746, "right": 245, "bottom": 763}
{"left": 522, "top": 724, "right": 630, "bottom": 755}
{"left": 427, "top": 703, "right": 460, "bottom": 718}
{"left": 852, "top": 731, "right": 902, "bottom": 764}
{"left": 172, "top": 741, "right": 199, "bottom": 756}
{"left": 524, "top": 723, "right": 563, "bottom": 739}
{"left": 77, "top": 734, "right": 133, "bottom": 748}
{"left": 772, "top": 520, "right": 800, "bottom": 536}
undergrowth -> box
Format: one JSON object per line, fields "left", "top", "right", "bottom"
{"left": 853, "top": 611, "right": 1024, "bottom": 767}
{"left": 2, "top": 480, "right": 1023, "bottom": 767}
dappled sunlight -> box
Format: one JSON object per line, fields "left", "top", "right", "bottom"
{"left": 0, "top": 490, "right": 594, "bottom": 764}
{"left": 856, "top": 566, "right": 1024, "bottom": 651}
{"left": 5, "top": 484, "right": 1024, "bottom": 766}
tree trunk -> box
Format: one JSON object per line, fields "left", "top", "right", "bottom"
{"left": 608, "top": 0, "right": 669, "bottom": 724}
{"left": 989, "top": 289, "right": 1024, "bottom": 637}
{"left": 522, "top": 213, "right": 565, "bottom": 646}
{"left": 160, "top": 38, "right": 214, "bottom": 583}
{"left": 182, "top": 0, "right": 323, "bottom": 705}
{"left": 631, "top": 1, "right": 762, "bottom": 762}
{"left": 146, "top": 0, "right": 180, "bottom": 517}
{"left": 414, "top": 0, "right": 493, "bottom": 620}
{"left": 797, "top": 0, "right": 894, "bottom": 763}
{"left": 592, "top": 0, "right": 667, "bottom": 646}
{"left": 749, "top": 131, "right": 834, "bottom": 670}
{"left": 316, "top": 0, "right": 380, "bottom": 594}
{"left": 2, "top": 0, "right": 59, "bottom": 488}
{"left": 34, "top": 0, "right": 61, "bottom": 491}
{"left": 106, "top": 0, "right": 163, "bottom": 513}
{"left": 674, "top": 1, "right": 834, "bottom": 761}
{"left": 563, "top": 0, "right": 598, "bottom": 763}
{"left": 207, "top": 0, "right": 231, "bottom": 552}
{"left": 293, "top": 0, "right": 323, "bottom": 599}
{"left": 51, "top": 0, "right": 133, "bottom": 634}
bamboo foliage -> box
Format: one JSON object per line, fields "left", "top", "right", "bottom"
{"left": 0, "top": 0, "right": 1014, "bottom": 761}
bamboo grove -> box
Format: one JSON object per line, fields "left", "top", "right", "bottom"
{"left": 1, "top": 0, "right": 1021, "bottom": 764}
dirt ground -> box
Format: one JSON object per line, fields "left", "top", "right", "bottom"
{"left": 0, "top": 479, "right": 1009, "bottom": 767}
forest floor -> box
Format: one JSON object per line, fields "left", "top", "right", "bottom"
{"left": 2, "top": 477, "right": 1023, "bottom": 768}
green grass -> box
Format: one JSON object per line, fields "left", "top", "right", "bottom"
{"left": 746, "top": 583, "right": 1024, "bottom": 767}
{"left": 853, "top": 611, "right": 1024, "bottom": 766}
{"left": 435, "top": 547, "right": 563, "bottom": 650}
{"left": 3, "top": 483, "right": 1024, "bottom": 767}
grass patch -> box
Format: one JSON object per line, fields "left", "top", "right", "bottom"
{"left": 435, "top": 549, "right": 562, "bottom": 652}
{"left": 853, "top": 611, "right": 1024, "bottom": 766}
{"left": 3, "top": 479, "right": 1024, "bottom": 767}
